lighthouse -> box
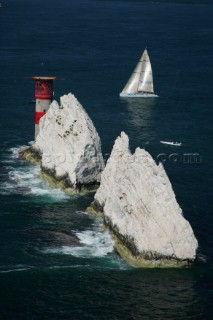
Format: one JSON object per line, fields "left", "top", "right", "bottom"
{"left": 33, "top": 76, "right": 56, "bottom": 139}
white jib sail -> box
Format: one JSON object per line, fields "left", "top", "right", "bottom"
{"left": 120, "top": 54, "right": 143, "bottom": 94}
{"left": 137, "top": 49, "right": 154, "bottom": 93}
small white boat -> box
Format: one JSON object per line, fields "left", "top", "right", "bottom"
{"left": 120, "top": 48, "right": 158, "bottom": 98}
{"left": 160, "top": 141, "right": 182, "bottom": 146}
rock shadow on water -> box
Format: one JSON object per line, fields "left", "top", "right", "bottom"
{"left": 36, "top": 228, "right": 81, "bottom": 250}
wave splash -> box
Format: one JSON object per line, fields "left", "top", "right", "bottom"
{"left": 0, "top": 146, "right": 69, "bottom": 201}
{"left": 45, "top": 223, "right": 115, "bottom": 258}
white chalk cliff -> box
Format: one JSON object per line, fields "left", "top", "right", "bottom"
{"left": 32, "top": 93, "right": 105, "bottom": 189}
{"left": 93, "top": 132, "right": 198, "bottom": 266}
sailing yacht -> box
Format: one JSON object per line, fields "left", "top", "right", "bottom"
{"left": 120, "top": 49, "right": 158, "bottom": 98}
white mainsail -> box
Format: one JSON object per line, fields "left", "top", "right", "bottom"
{"left": 120, "top": 49, "right": 155, "bottom": 96}
{"left": 138, "top": 49, "right": 154, "bottom": 93}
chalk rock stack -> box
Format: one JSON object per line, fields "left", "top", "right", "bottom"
{"left": 22, "top": 93, "right": 105, "bottom": 192}
{"left": 90, "top": 132, "right": 198, "bottom": 267}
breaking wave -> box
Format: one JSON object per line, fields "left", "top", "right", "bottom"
{"left": 44, "top": 223, "right": 115, "bottom": 258}
{"left": 0, "top": 146, "right": 69, "bottom": 201}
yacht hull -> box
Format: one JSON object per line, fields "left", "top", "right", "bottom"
{"left": 119, "top": 92, "right": 158, "bottom": 98}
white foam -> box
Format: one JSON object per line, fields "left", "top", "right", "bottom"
{"left": 48, "top": 265, "right": 91, "bottom": 270}
{"left": 0, "top": 146, "right": 69, "bottom": 201}
{"left": 0, "top": 146, "right": 22, "bottom": 163}
{"left": 9, "top": 146, "right": 27, "bottom": 158}
{"left": 197, "top": 253, "right": 207, "bottom": 263}
{"left": 1, "top": 160, "right": 16, "bottom": 164}
{"left": 0, "top": 268, "right": 31, "bottom": 273}
{"left": 0, "top": 264, "right": 33, "bottom": 273}
{"left": 45, "top": 224, "right": 114, "bottom": 258}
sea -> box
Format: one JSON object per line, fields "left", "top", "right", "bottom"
{"left": 0, "top": 0, "right": 212, "bottom": 319}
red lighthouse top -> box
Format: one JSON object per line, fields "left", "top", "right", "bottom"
{"left": 33, "top": 76, "right": 56, "bottom": 100}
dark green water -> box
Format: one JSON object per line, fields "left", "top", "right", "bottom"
{"left": 0, "top": 0, "right": 213, "bottom": 319}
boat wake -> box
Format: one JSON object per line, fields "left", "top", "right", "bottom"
{"left": 0, "top": 146, "right": 69, "bottom": 201}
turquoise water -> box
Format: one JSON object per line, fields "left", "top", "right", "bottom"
{"left": 0, "top": 0, "right": 213, "bottom": 319}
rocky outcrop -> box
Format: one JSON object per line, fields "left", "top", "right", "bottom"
{"left": 21, "top": 93, "right": 105, "bottom": 193}
{"left": 89, "top": 132, "right": 198, "bottom": 267}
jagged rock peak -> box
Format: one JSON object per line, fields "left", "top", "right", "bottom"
{"left": 93, "top": 132, "right": 198, "bottom": 267}
{"left": 32, "top": 93, "right": 105, "bottom": 189}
